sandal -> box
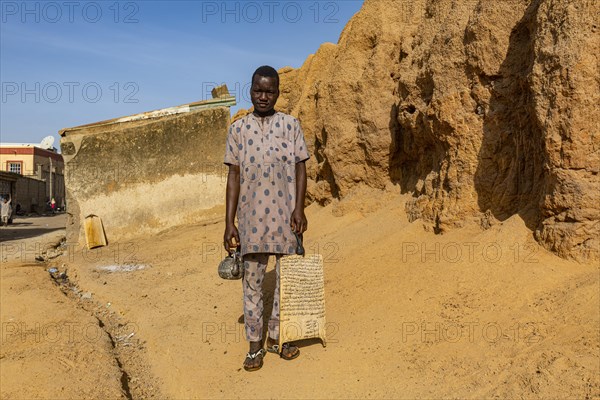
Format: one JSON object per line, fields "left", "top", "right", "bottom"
{"left": 243, "top": 348, "right": 266, "bottom": 372}
{"left": 266, "top": 339, "right": 300, "bottom": 360}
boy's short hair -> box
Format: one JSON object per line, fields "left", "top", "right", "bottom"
{"left": 252, "top": 65, "right": 279, "bottom": 87}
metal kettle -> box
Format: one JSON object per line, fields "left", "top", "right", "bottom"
{"left": 218, "top": 249, "right": 244, "bottom": 280}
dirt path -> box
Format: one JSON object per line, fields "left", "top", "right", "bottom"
{"left": 1, "top": 215, "right": 129, "bottom": 399}
{"left": 1, "top": 198, "right": 599, "bottom": 399}
{"left": 0, "top": 215, "right": 159, "bottom": 399}
{"left": 0, "top": 214, "right": 67, "bottom": 243}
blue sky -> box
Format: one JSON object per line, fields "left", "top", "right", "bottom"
{"left": 0, "top": 0, "right": 363, "bottom": 145}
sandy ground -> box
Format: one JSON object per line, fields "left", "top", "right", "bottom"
{"left": 1, "top": 195, "right": 599, "bottom": 399}
{"left": 1, "top": 214, "right": 124, "bottom": 399}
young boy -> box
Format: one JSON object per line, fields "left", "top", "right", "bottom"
{"left": 223, "top": 65, "right": 310, "bottom": 371}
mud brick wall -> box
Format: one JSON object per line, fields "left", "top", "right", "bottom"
{"left": 60, "top": 106, "right": 230, "bottom": 245}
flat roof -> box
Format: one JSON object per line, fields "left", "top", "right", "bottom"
{"left": 0, "top": 146, "right": 63, "bottom": 160}
{"left": 1, "top": 143, "right": 58, "bottom": 152}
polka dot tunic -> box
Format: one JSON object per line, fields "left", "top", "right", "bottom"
{"left": 224, "top": 111, "right": 310, "bottom": 256}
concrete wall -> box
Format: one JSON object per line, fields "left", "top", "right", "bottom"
{"left": 0, "top": 172, "right": 46, "bottom": 213}
{"left": 0, "top": 172, "right": 16, "bottom": 203}
{"left": 60, "top": 105, "right": 231, "bottom": 245}
{"left": 15, "top": 175, "right": 47, "bottom": 213}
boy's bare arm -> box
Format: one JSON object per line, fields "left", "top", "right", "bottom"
{"left": 223, "top": 165, "right": 240, "bottom": 250}
{"left": 291, "top": 161, "right": 307, "bottom": 233}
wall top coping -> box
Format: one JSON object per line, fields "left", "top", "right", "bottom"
{"left": 59, "top": 91, "right": 236, "bottom": 137}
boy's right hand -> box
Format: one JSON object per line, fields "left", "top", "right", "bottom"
{"left": 223, "top": 224, "right": 240, "bottom": 252}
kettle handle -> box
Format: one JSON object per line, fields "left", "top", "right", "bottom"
{"left": 292, "top": 231, "right": 305, "bottom": 256}
{"left": 231, "top": 249, "right": 242, "bottom": 277}
{"left": 227, "top": 245, "right": 240, "bottom": 256}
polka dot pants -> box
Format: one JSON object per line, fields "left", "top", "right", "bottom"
{"left": 242, "top": 253, "right": 280, "bottom": 342}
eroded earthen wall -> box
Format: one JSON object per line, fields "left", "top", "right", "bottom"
{"left": 61, "top": 107, "right": 230, "bottom": 244}
{"left": 271, "top": 0, "right": 599, "bottom": 262}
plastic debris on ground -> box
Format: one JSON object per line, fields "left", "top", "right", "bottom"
{"left": 96, "top": 264, "right": 150, "bottom": 273}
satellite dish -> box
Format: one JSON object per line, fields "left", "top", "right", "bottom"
{"left": 40, "top": 136, "right": 55, "bottom": 149}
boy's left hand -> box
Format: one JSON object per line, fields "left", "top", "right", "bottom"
{"left": 291, "top": 208, "right": 307, "bottom": 233}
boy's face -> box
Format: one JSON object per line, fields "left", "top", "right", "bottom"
{"left": 250, "top": 75, "right": 279, "bottom": 114}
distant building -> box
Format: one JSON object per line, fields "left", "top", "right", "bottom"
{"left": 0, "top": 142, "right": 65, "bottom": 212}
{"left": 0, "top": 171, "right": 46, "bottom": 215}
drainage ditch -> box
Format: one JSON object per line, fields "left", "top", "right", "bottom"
{"left": 44, "top": 243, "right": 162, "bottom": 400}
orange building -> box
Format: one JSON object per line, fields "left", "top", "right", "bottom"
{"left": 0, "top": 143, "right": 65, "bottom": 209}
